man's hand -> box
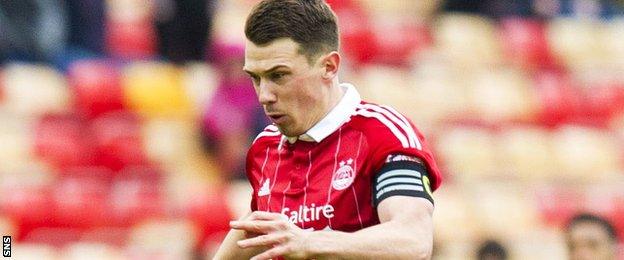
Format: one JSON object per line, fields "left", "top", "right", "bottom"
{"left": 230, "top": 211, "right": 311, "bottom": 260}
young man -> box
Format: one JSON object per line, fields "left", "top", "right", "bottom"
{"left": 214, "top": 1, "right": 442, "bottom": 259}
{"left": 565, "top": 213, "right": 619, "bottom": 260}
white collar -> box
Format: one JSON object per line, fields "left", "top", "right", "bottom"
{"left": 282, "top": 83, "right": 361, "bottom": 144}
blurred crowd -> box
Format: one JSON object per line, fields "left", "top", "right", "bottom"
{"left": 1, "top": 0, "right": 624, "bottom": 259}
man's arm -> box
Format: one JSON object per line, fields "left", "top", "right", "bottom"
{"left": 308, "top": 196, "right": 433, "bottom": 259}
{"left": 212, "top": 211, "right": 269, "bottom": 260}
{"left": 233, "top": 196, "right": 434, "bottom": 260}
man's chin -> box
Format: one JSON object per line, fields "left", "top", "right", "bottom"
{"left": 276, "top": 126, "right": 303, "bottom": 138}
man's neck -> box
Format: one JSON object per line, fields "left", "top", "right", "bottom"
{"left": 287, "top": 81, "right": 345, "bottom": 139}
{"left": 323, "top": 81, "right": 345, "bottom": 118}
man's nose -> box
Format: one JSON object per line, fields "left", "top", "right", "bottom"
{"left": 258, "top": 82, "right": 277, "bottom": 105}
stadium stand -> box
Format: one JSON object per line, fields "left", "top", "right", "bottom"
{"left": 0, "top": 0, "right": 624, "bottom": 259}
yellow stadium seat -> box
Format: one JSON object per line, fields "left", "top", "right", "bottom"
{"left": 121, "top": 62, "right": 192, "bottom": 118}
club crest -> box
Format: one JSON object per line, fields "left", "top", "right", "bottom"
{"left": 332, "top": 158, "right": 355, "bottom": 190}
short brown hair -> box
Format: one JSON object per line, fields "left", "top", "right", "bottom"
{"left": 245, "top": 0, "right": 339, "bottom": 63}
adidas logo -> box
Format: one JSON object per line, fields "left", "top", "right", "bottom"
{"left": 258, "top": 179, "right": 270, "bottom": 197}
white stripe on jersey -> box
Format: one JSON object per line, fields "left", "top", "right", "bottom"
{"left": 257, "top": 147, "right": 271, "bottom": 197}
{"left": 350, "top": 187, "right": 363, "bottom": 228}
{"left": 380, "top": 105, "right": 422, "bottom": 150}
{"left": 281, "top": 180, "right": 291, "bottom": 212}
{"left": 352, "top": 132, "right": 364, "bottom": 229}
{"left": 326, "top": 126, "right": 343, "bottom": 229}
{"left": 265, "top": 124, "right": 279, "bottom": 132}
{"left": 266, "top": 146, "right": 282, "bottom": 212}
{"left": 358, "top": 104, "right": 419, "bottom": 149}
{"left": 354, "top": 109, "right": 410, "bottom": 148}
{"left": 302, "top": 150, "right": 312, "bottom": 229}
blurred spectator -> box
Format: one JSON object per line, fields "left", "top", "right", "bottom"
{"left": 0, "top": 0, "right": 67, "bottom": 63}
{"left": 154, "top": 0, "right": 215, "bottom": 63}
{"left": 201, "top": 42, "right": 268, "bottom": 179}
{"left": 53, "top": 0, "right": 106, "bottom": 70}
{"left": 442, "top": 0, "right": 624, "bottom": 19}
{"left": 441, "top": 0, "right": 536, "bottom": 18}
{"left": 540, "top": 0, "right": 624, "bottom": 19}
{"left": 476, "top": 239, "right": 509, "bottom": 260}
{"left": 565, "top": 213, "right": 619, "bottom": 260}
{"left": 65, "top": 0, "right": 106, "bottom": 55}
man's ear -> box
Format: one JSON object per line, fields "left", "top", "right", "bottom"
{"left": 320, "top": 51, "right": 340, "bottom": 80}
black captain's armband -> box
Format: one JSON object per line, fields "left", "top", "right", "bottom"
{"left": 372, "top": 155, "right": 434, "bottom": 207}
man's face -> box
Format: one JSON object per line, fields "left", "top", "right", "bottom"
{"left": 567, "top": 222, "right": 617, "bottom": 260}
{"left": 243, "top": 38, "right": 327, "bottom": 137}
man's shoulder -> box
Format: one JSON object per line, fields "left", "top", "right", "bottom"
{"left": 349, "top": 101, "right": 420, "bottom": 150}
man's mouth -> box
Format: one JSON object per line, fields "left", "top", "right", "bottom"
{"left": 267, "top": 114, "right": 286, "bottom": 124}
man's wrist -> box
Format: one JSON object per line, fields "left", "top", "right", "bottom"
{"left": 305, "top": 230, "right": 344, "bottom": 258}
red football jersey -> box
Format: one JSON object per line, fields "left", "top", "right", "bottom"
{"left": 246, "top": 84, "right": 442, "bottom": 232}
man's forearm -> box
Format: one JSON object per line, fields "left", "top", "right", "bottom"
{"left": 227, "top": 199, "right": 434, "bottom": 260}
{"left": 307, "top": 219, "right": 432, "bottom": 260}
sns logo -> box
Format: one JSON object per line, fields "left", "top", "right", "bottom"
{"left": 3, "top": 236, "right": 10, "bottom": 257}
{"left": 332, "top": 158, "right": 355, "bottom": 190}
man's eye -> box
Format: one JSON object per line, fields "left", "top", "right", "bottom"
{"left": 270, "top": 73, "right": 286, "bottom": 81}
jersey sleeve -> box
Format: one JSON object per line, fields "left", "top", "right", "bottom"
{"left": 367, "top": 120, "right": 441, "bottom": 190}
{"left": 360, "top": 107, "right": 442, "bottom": 207}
